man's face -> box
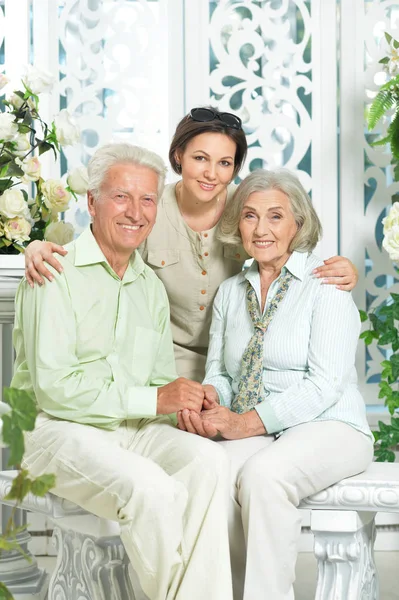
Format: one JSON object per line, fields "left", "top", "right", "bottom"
{"left": 88, "top": 162, "right": 158, "bottom": 259}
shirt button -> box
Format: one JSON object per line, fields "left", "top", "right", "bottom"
{"left": 201, "top": 289, "right": 206, "bottom": 295}
{"left": 204, "top": 233, "right": 208, "bottom": 238}
{"left": 161, "top": 260, "right": 165, "bottom": 266}
{"left": 200, "top": 305, "right": 205, "bottom": 311}
{"left": 202, "top": 270, "right": 207, "bottom": 276}
{"left": 204, "top": 252, "right": 209, "bottom": 257}
{"left": 235, "top": 253, "right": 240, "bottom": 259}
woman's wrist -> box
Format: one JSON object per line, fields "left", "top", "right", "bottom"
{"left": 242, "top": 409, "right": 267, "bottom": 437}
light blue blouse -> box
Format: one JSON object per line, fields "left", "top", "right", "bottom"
{"left": 203, "top": 251, "right": 373, "bottom": 441}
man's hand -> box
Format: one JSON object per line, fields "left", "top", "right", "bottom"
{"left": 203, "top": 384, "right": 219, "bottom": 408}
{"left": 157, "top": 377, "right": 205, "bottom": 415}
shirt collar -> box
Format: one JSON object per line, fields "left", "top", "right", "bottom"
{"left": 74, "top": 226, "right": 146, "bottom": 282}
{"left": 243, "top": 251, "right": 308, "bottom": 285}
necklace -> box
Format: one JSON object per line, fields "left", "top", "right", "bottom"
{"left": 176, "top": 182, "right": 226, "bottom": 232}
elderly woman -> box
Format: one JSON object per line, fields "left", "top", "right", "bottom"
{"left": 178, "top": 169, "right": 374, "bottom": 600}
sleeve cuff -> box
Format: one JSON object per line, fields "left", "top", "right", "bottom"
{"left": 126, "top": 386, "right": 158, "bottom": 418}
{"left": 255, "top": 400, "right": 284, "bottom": 434}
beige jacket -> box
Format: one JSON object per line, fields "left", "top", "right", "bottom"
{"left": 141, "top": 182, "right": 246, "bottom": 382}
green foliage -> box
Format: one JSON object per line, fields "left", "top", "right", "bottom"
{"left": 367, "top": 34, "right": 399, "bottom": 180}
{"left": 367, "top": 89, "right": 396, "bottom": 131}
{"left": 0, "top": 389, "right": 55, "bottom": 598}
{"left": 360, "top": 293, "right": 399, "bottom": 461}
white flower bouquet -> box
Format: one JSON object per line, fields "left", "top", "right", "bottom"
{"left": 0, "top": 66, "right": 88, "bottom": 253}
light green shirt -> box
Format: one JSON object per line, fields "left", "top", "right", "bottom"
{"left": 11, "top": 227, "right": 177, "bottom": 429}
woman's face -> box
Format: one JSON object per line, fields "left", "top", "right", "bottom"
{"left": 176, "top": 132, "right": 236, "bottom": 203}
{"left": 239, "top": 188, "right": 298, "bottom": 269}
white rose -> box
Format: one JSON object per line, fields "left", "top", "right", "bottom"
{"left": 22, "top": 65, "right": 54, "bottom": 95}
{"left": 0, "top": 74, "right": 9, "bottom": 91}
{"left": 382, "top": 202, "right": 399, "bottom": 234}
{"left": 45, "top": 221, "right": 74, "bottom": 245}
{"left": 383, "top": 225, "right": 399, "bottom": 260}
{"left": 13, "top": 134, "right": 31, "bottom": 157}
{"left": 42, "top": 179, "right": 71, "bottom": 212}
{"left": 54, "top": 110, "right": 80, "bottom": 146}
{"left": 0, "top": 189, "right": 29, "bottom": 219}
{"left": 8, "top": 93, "right": 35, "bottom": 112}
{"left": 67, "top": 166, "right": 89, "bottom": 195}
{"left": 0, "top": 113, "right": 18, "bottom": 142}
{"left": 4, "top": 216, "right": 31, "bottom": 244}
{"left": 16, "top": 156, "right": 41, "bottom": 183}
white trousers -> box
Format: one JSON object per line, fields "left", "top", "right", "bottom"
{"left": 22, "top": 413, "right": 233, "bottom": 600}
{"left": 219, "top": 420, "right": 374, "bottom": 600}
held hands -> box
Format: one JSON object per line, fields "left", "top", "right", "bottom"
{"left": 157, "top": 377, "right": 205, "bottom": 415}
{"left": 25, "top": 240, "right": 66, "bottom": 287}
{"left": 313, "top": 256, "right": 358, "bottom": 291}
{"left": 177, "top": 384, "right": 266, "bottom": 440}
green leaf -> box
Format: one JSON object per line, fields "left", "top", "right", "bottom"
{"left": 379, "top": 304, "right": 394, "bottom": 317}
{"left": 390, "top": 417, "right": 399, "bottom": 431}
{"left": 3, "top": 388, "right": 37, "bottom": 432}
{"left": 386, "top": 396, "right": 399, "bottom": 415}
{"left": 17, "top": 123, "right": 31, "bottom": 135}
{"left": 379, "top": 56, "right": 390, "bottom": 64}
{"left": 0, "top": 179, "right": 14, "bottom": 193}
{"left": 378, "top": 380, "right": 392, "bottom": 399}
{"left": 0, "top": 581, "right": 14, "bottom": 599}
{"left": 378, "top": 329, "right": 398, "bottom": 345}
{"left": 375, "top": 448, "right": 396, "bottom": 462}
{"left": 30, "top": 474, "right": 56, "bottom": 497}
{"left": 385, "top": 32, "right": 393, "bottom": 45}
{"left": 359, "top": 330, "right": 379, "bottom": 345}
{"left": 377, "top": 420, "right": 391, "bottom": 434}
{"left": 6, "top": 162, "right": 24, "bottom": 178}
{"left": 359, "top": 309, "right": 368, "bottom": 322}
{"left": 1, "top": 416, "right": 24, "bottom": 466}
{"left": 38, "top": 140, "right": 54, "bottom": 156}
{"left": 5, "top": 469, "right": 32, "bottom": 502}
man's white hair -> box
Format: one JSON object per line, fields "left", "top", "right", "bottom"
{"left": 88, "top": 143, "right": 167, "bottom": 200}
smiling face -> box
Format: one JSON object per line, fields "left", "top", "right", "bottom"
{"left": 176, "top": 132, "right": 236, "bottom": 203}
{"left": 88, "top": 162, "right": 158, "bottom": 266}
{"left": 239, "top": 188, "right": 298, "bottom": 270}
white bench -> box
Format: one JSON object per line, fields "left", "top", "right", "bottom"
{"left": 0, "top": 463, "right": 398, "bottom": 600}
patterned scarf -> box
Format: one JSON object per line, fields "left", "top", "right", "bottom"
{"left": 231, "top": 271, "right": 294, "bottom": 414}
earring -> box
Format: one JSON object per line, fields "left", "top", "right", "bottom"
{"left": 176, "top": 162, "right": 182, "bottom": 173}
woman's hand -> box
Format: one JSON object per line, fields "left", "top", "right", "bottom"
{"left": 313, "top": 256, "right": 358, "bottom": 291}
{"left": 178, "top": 405, "right": 266, "bottom": 440}
{"left": 25, "top": 241, "right": 67, "bottom": 287}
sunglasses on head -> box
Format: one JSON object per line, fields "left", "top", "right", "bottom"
{"left": 190, "top": 107, "right": 242, "bottom": 130}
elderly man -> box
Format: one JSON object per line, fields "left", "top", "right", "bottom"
{"left": 11, "top": 143, "right": 232, "bottom": 600}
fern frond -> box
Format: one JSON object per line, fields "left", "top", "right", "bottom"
{"left": 388, "top": 109, "right": 399, "bottom": 160}
{"left": 370, "top": 134, "right": 392, "bottom": 147}
{"left": 379, "top": 73, "right": 399, "bottom": 92}
{"left": 368, "top": 90, "right": 395, "bottom": 130}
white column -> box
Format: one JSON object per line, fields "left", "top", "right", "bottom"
{"left": 311, "top": 510, "right": 378, "bottom": 600}
{"left": 311, "top": 0, "right": 339, "bottom": 259}
{"left": 183, "top": 0, "right": 210, "bottom": 110}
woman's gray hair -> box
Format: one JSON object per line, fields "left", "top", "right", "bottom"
{"left": 87, "top": 143, "right": 167, "bottom": 200}
{"left": 217, "top": 168, "right": 322, "bottom": 252}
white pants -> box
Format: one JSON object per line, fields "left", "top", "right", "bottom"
{"left": 23, "top": 413, "right": 233, "bottom": 600}
{"left": 219, "top": 420, "right": 374, "bottom": 600}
